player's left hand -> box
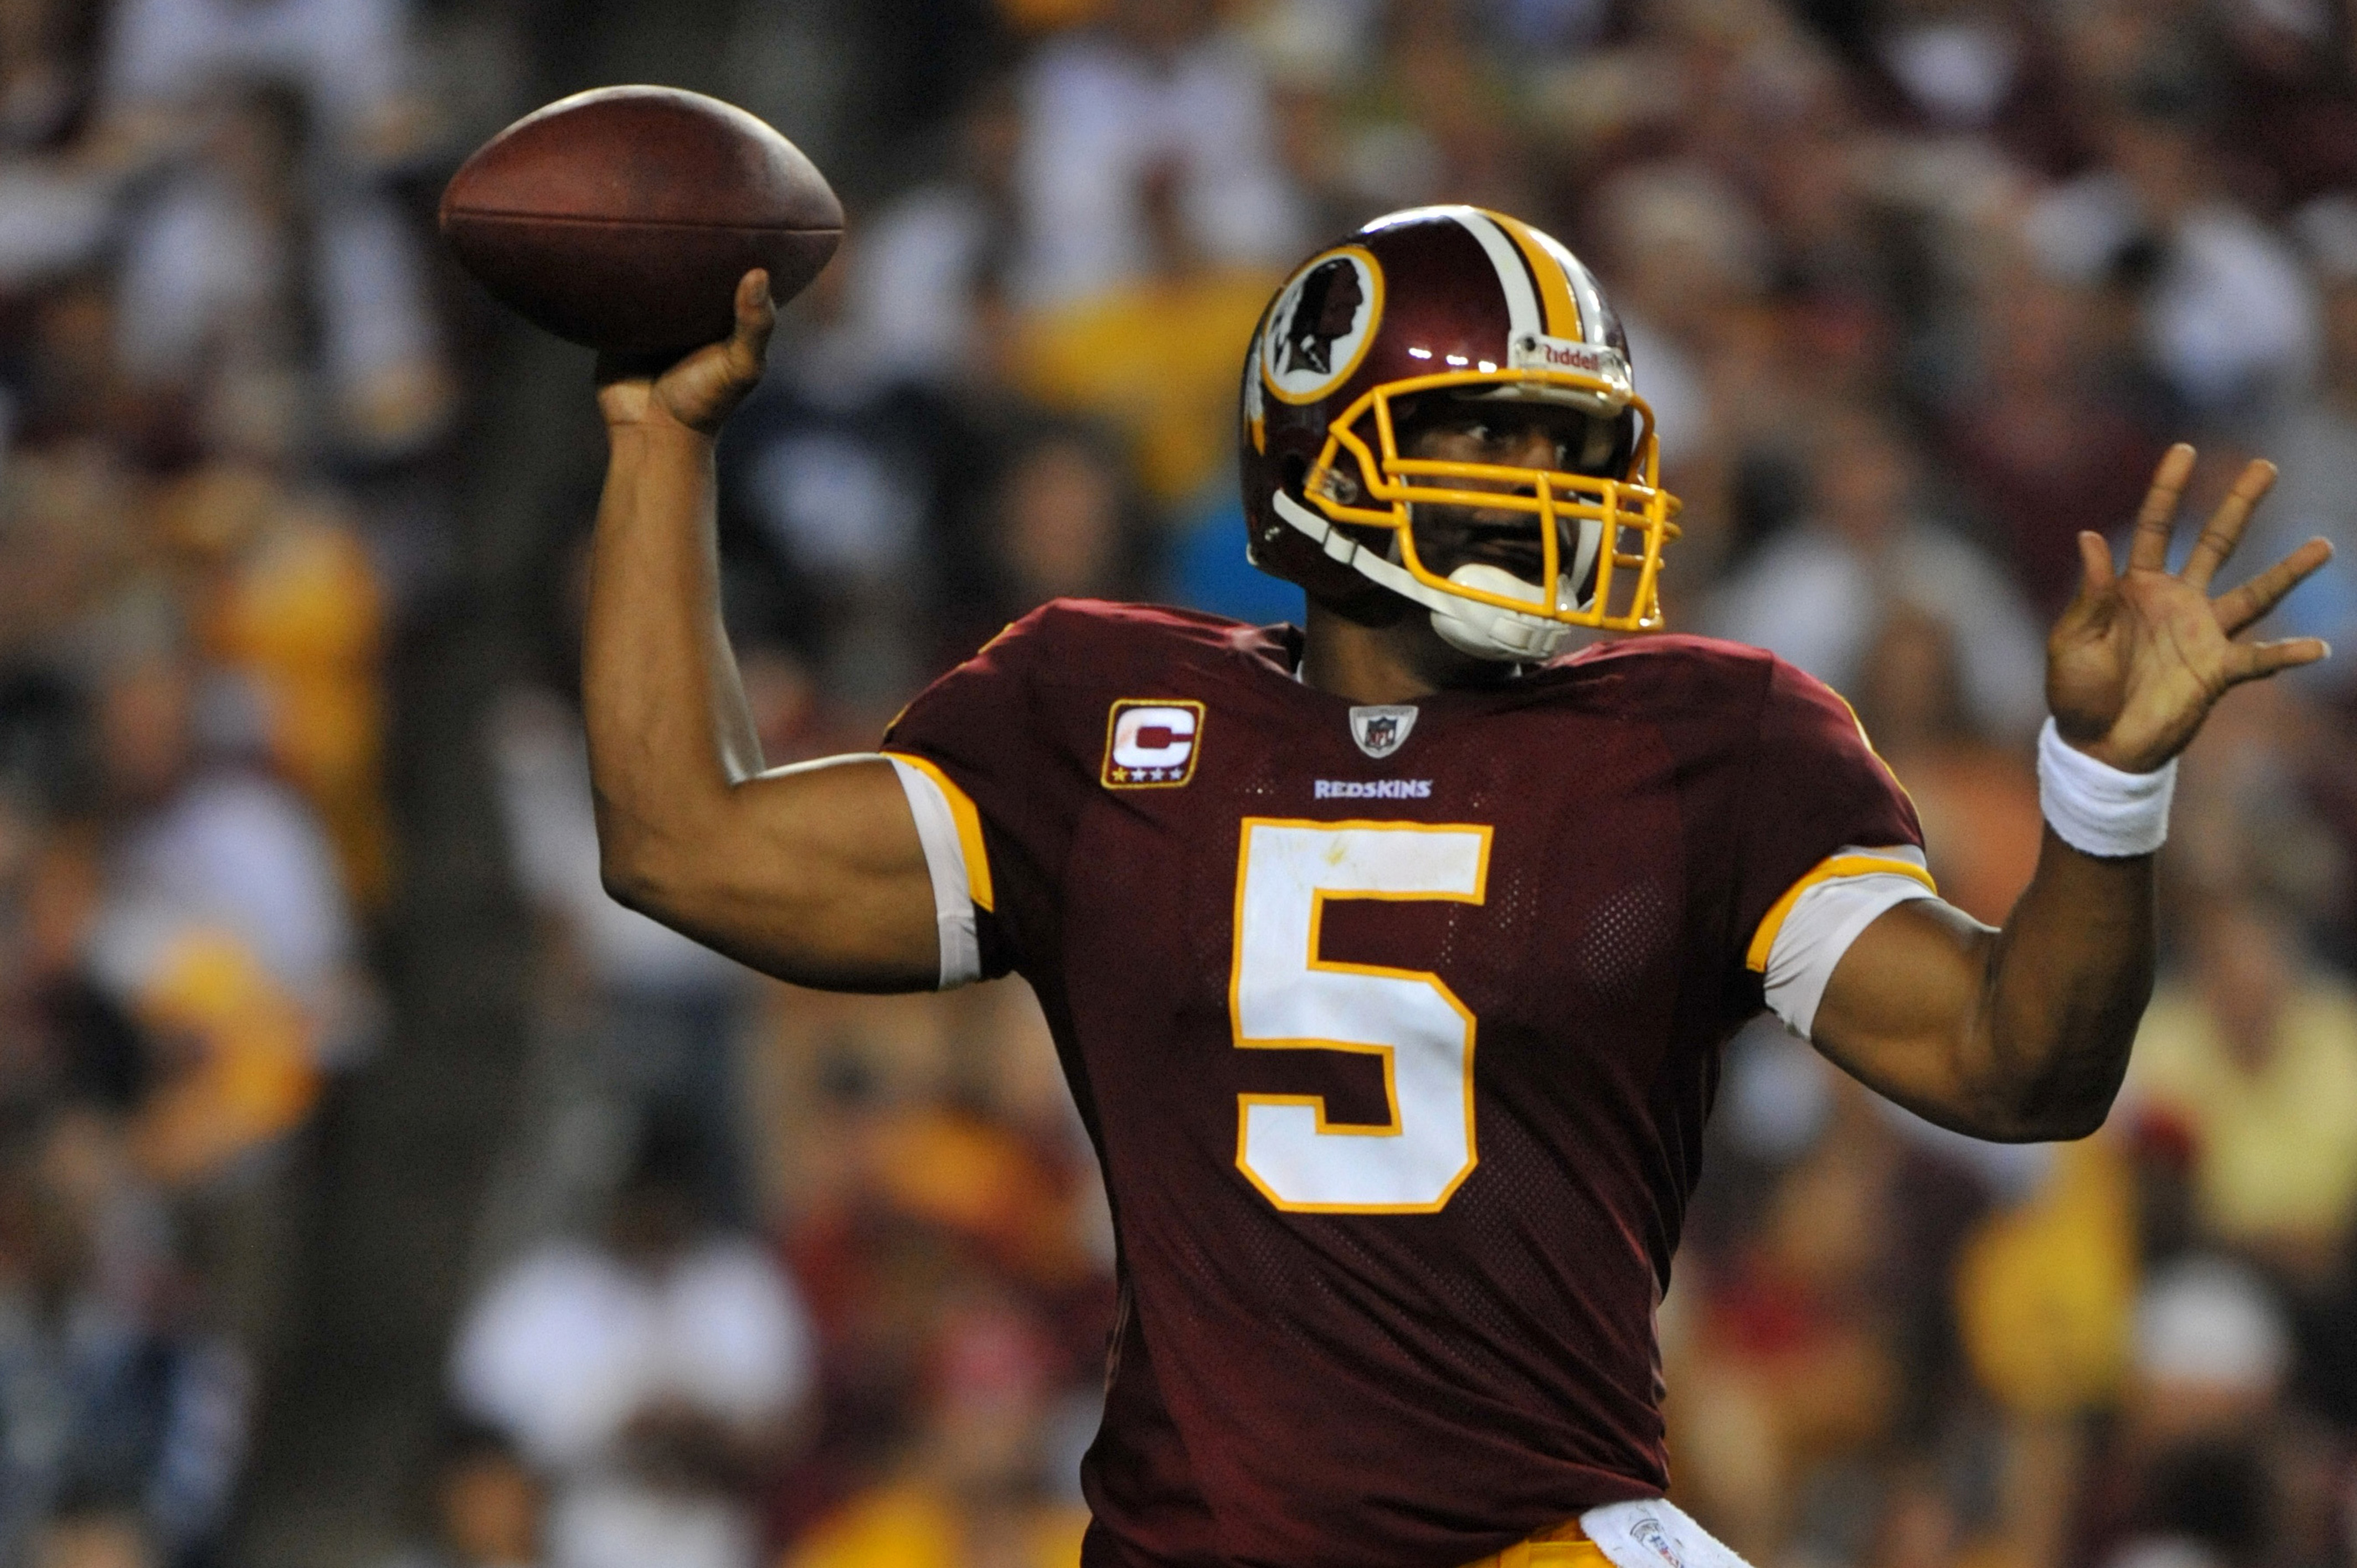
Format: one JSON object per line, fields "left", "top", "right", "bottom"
{"left": 2045, "top": 443, "right": 2333, "bottom": 773}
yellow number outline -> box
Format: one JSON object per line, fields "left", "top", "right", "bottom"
{"left": 1228, "top": 817, "right": 1493, "bottom": 1214}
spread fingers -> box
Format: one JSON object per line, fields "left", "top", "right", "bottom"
{"left": 2180, "top": 457, "right": 2277, "bottom": 591}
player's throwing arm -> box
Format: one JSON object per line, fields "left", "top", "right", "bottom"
{"left": 580, "top": 271, "right": 945, "bottom": 993}
{"left": 436, "top": 90, "right": 946, "bottom": 993}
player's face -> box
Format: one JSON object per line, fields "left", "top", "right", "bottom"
{"left": 1394, "top": 395, "right": 1624, "bottom": 584}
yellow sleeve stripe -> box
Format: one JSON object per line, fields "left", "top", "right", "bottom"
{"left": 1745, "top": 853, "right": 1937, "bottom": 973}
{"left": 1483, "top": 208, "right": 1582, "bottom": 340}
{"left": 881, "top": 752, "right": 995, "bottom": 914}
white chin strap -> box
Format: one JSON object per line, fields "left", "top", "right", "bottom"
{"left": 1272, "top": 489, "right": 1597, "bottom": 663}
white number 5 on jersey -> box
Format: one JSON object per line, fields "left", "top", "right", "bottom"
{"left": 1229, "top": 818, "right": 1491, "bottom": 1213}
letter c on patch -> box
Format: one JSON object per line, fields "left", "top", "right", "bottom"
{"left": 1112, "top": 705, "right": 1197, "bottom": 769}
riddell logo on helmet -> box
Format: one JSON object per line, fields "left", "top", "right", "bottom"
{"left": 1510, "top": 334, "right": 1632, "bottom": 397}
{"left": 1533, "top": 339, "right": 1601, "bottom": 370}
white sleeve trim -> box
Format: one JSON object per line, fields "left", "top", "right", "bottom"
{"left": 887, "top": 756, "right": 982, "bottom": 990}
{"left": 1762, "top": 845, "right": 1939, "bottom": 1040}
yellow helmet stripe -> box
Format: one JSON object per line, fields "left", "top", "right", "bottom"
{"left": 1482, "top": 209, "right": 1583, "bottom": 341}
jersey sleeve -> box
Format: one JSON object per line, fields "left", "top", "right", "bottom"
{"left": 878, "top": 610, "right": 1078, "bottom": 987}
{"left": 1733, "top": 659, "right": 1933, "bottom": 1034}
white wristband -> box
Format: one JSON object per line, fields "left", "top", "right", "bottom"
{"left": 2037, "top": 718, "right": 2176, "bottom": 858}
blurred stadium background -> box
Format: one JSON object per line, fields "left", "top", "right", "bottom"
{"left": 0, "top": 1, "right": 2346, "bottom": 1566}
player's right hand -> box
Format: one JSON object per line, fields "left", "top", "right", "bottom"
{"left": 596, "top": 269, "right": 776, "bottom": 437}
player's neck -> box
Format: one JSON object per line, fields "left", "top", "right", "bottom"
{"left": 1299, "top": 600, "right": 1512, "bottom": 704}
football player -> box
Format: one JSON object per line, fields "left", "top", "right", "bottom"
{"left": 580, "top": 209, "right": 2332, "bottom": 1568}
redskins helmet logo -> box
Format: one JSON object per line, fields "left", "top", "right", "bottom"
{"left": 1260, "top": 246, "right": 1383, "bottom": 405}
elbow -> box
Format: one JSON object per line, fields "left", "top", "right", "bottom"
{"left": 2006, "top": 1100, "right": 2114, "bottom": 1144}
{"left": 2004, "top": 1022, "right": 2140, "bottom": 1143}
{"left": 1957, "top": 1067, "right": 2126, "bottom": 1144}
{"left": 1938, "top": 981, "right": 2143, "bottom": 1142}
{"left": 598, "top": 828, "right": 688, "bottom": 924}
{"left": 593, "top": 788, "right": 717, "bottom": 926}
{"left": 1937, "top": 1099, "right": 2110, "bottom": 1145}
{"left": 2042, "top": 1081, "right": 2124, "bottom": 1141}
{"left": 599, "top": 853, "right": 663, "bottom": 918}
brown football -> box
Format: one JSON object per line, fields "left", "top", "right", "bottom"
{"left": 440, "top": 85, "right": 843, "bottom": 356}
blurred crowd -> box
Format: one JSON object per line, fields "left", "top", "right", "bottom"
{"left": 0, "top": 0, "right": 2338, "bottom": 1567}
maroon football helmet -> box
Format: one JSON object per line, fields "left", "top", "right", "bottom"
{"left": 1239, "top": 206, "right": 1680, "bottom": 659}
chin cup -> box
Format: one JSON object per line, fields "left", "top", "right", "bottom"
{"left": 1266, "top": 489, "right": 1594, "bottom": 664}
{"left": 1428, "top": 563, "right": 1573, "bottom": 663}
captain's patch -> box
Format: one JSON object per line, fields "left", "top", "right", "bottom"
{"left": 1103, "top": 699, "right": 1206, "bottom": 788}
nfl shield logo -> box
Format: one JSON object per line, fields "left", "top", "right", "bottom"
{"left": 1349, "top": 705, "right": 1417, "bottom": 759}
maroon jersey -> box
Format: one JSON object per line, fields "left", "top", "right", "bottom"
{"left": 881, "top": 600, "right": 1920, "bottom": 1568}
